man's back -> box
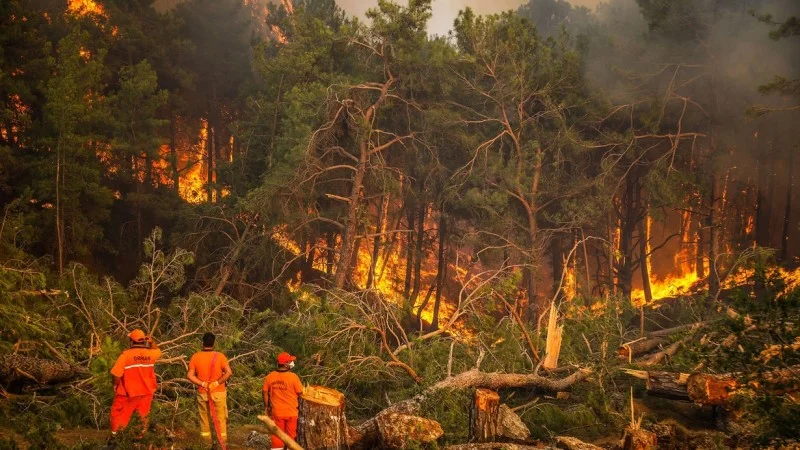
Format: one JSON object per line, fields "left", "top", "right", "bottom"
{"left": 189, "top": 350, "right": 228, "bottom": 393}
{"left": 111, "top": 347, "right": 161, "bottom": 397}
{"left": 263, "top": 370, "right": 303, "bottom": 417}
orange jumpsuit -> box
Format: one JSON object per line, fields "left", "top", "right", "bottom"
{"left": 109, "top": 346, "right": 161, "bottom": 432}
{"left": 263, "top": 370, "right": 304, "bottom": 448}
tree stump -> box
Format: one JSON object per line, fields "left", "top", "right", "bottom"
{"left": 687, "top": 373, "right": 737, "bottom": 406}
{"left": 470, "top": 388, "right": 500, "bottom": 442}
{"left": 297, "top": 385, "right": 349, "bottom": 450}
{"left": 375, "top": 412, "right": 443, "bottom": 449}
{"left": 621, "top": 427, "right": 657, "bottom": 450}
{"left": 645, "top": 371, "right": 690, "bottom": 400}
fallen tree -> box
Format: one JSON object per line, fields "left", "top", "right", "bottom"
{"left": 0, "top": 354, "right": 84, "bottom": 390}
{"left": 350, "top": 367, "right": 592, "bottom": 448}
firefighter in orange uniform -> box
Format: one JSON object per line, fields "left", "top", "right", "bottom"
{"left": 187, "top": 332, "right": 233, "bottom": 446}
{"left": 109, "top": 329, "right": 161, "bottom": 435}
{"left": 263, "top": 352, "right": 304, "bottom": 450}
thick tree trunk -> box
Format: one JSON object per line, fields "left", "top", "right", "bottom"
{"left": 334, "top": 142, "right": 367, "bottom": 290}
{"left": 206, "top": 119, "right": 214, "bottom": 203}
{"left": 366, "top": 194, "right": 388, "bottom": 289}
{"left": 638, "top": 217, "right": 652, "bottom": 304}
{"left": 470, "top": 389, "right": 500, "bottom": 443}
{"left": 404, "top": 198, "right": 415, "bottom": 303}
{"left": 708, "top": 174, "right": 720, "bottom": 299}
{"left": 169, "top": 113, "right": 180, "bottom": 192}
{"left": 497, "top": 405, "right": 530, "bottom": 441}
{"left": 432, "top": 209, "right": 447, "bottom": 330}
{"left": 781, "top": 149, "right": 794, "bottom": 261}
{"left": 0, "top": 355, "right": 81, "bottom": 389}
{"left": 297, "top": 386, "right": 349, "bottom": 450}
{"left": 755, "top": 143, "right": 772, "bottom": 248}
{"left": 409, "top": 201, "right": 426, "bottom": 308}
{"left": 326, "top": 232, "right": 336, "bottom": 276}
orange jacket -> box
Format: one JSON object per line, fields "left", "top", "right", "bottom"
{"left": 110, "top": 347, "right": 161, "bottom": 397}
{"left": 189, "top": 350, "right": 229, "bottom": 394}
{"left": 263, "top": 370, "right": 304, "bottom": 417}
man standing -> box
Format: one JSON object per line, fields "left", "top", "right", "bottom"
{"left": 109, "top": 329, "right": 161, "bottom": 435}
{"left": 263, "top": 352, "right": 304, "bottom": 450}
{"left": 187, "top": 332, "right": 232, "bottom": 447}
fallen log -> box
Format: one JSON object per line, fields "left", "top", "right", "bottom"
{"left": 445, "top": 445, "right": 553, "bottom": 450}
{"left": 257, "top": 415, "right": 304, "bottom": 450}
{"left": 637, "top": 336, "right": 690, "bottom": 366}
{"left": 618, "top": 338, "right": 666, "bottom": 361}
{"left": 621, "top": 427, "right": 657, "bottom": 450}
{"left": 687, "top": 373, "right": 737, "bottom": 406}
{"left": 352, "top": 367, "right": 592, "bottom": 445}
{"left": 648, "top": 321, "right": 709, "bottom": 337}
{"left": 470, "top": 389, "right": 500, "bottom": 442}
{"left": 375, "top": 413, "right": 443, "bottom": 449}
{"left": 297, "top": 386, "right": 349, "bottom": 450}
{"left": 622, "top": 370, "right": 689, "bottom": 401}
{"left": 555, "top": 435, "right": 603, "bottom": 450}
{"left": 0, "top": 354, "right": 83, "bottom": 388}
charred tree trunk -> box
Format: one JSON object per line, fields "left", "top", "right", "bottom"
{"left": 297, "top": 386, "right": 349, "bottom": 450}
{"left": 333, "top": 141, "right": 367, "bottom": 290}
{"left": 708, "top": 174, "right": 720, "bottom": 299}
{"left": 206, "top": 118, "right": 214, "bottom": 203}
{"left": 432, "top": 209, "right": 447, "bottom": 330}
{"left": 755, "top": 142, "right": 772, "bottom": 248}
{"left": 469, "top": 389, "right": 500, "bottom": 443}
{"left": 169, "top": 113, "right": 180, "bottom": 193}
{"left": 781, "top": 149, "right": 794, "bottom": 261}
{"left": 404, "top": 198, "right": 415, "bottom": 303}
{"left": 367, "top": 194, "right": 388, "bottom": 289}
{"left": 638, "top": 216, "right": 653, "bottom": 304}
{"left": 326, "top": 232, "right": 336, "bottom": 276}
{"left": 409, "top": 200, "right": 426, "bottom": 308}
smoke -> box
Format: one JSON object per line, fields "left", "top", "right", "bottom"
{"left": 337, "top": 0, "right": 605, "bottom": 35}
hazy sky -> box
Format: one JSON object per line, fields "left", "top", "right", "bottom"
{"left": 337, "top": 0, "right": 603, "bottom": 36}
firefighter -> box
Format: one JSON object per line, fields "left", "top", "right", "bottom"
{"left": 187, "top": 332, "right": 232, "bottom": 446}
{"left": 263, "top": 352, "right": 304, "bottom": 450}
{"left": 109, "top": 329, "right": 161, "bottom": 435}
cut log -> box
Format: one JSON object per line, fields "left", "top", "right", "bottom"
{"left": 637, "top": 337, "right": 689, "bottom": 366}
{"left": 446, "top": 445, "right": 552, "bottom": 450}
{"left": 555, "top": 435, "right": 603, "bottom": 450}
{"left": 647, "top": 321, "right": 709, "bottom": 337}
{"left": 375, "top": 413, "right": 443, "bottom": 449}
{"left": 297, "top": 386, "right": 348, "bottom": 450}
{"left": 470, "top": 388, "right": 500, "bottom": 442}
{"left": 0, "top": 354, "right": 81, "bottom": 388}
{"left": 618, "top": 338, "right": 666, "bottom": 360}
{"left": 687, "top": 373, "right": 737, "bottom": 406}
{"left": 498, "top": 404, "right": 530, "bottom": 440}
{"left": 644, "top": 371, "right": 690, "bottom": 401}
{"left": 621, "top": 427, "right": 657, "bottom": 450}
{"left": 257, "top": 415, "right": 304, "bottom": 450}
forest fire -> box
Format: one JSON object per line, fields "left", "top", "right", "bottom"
{"left": 3, "top": 1, "right": 800, "bottom": 447}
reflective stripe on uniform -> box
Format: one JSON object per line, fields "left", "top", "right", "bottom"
{"left": 124, "top": 364, "right": 155, "bottom": 370}
{"left": 200, "top": 432, "right": 211, "bottom": 436}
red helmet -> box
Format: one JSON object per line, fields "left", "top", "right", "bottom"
{"left": 277, "top": 352, "right": 296, "bottom": 365}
